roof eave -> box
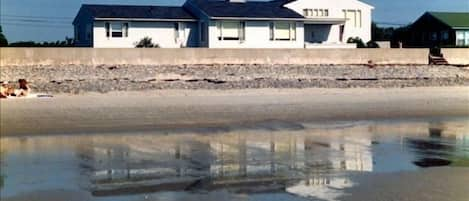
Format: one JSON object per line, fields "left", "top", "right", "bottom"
{"left": 94, "top": 17, "right": 197, "bottom": 22}
{"left": 453, "top": 26, "right": 469, "bottom": 30}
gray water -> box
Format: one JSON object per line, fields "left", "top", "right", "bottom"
{"left": 1, "top": 118, "right": 469, "bottom": 201}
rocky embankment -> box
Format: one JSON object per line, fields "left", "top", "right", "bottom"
{"left": 1, "top": 64, "right": 469, "bottom": 94}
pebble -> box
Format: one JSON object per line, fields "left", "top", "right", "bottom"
{"left": 1, "top": 64, "right": 468, "bottom": 94}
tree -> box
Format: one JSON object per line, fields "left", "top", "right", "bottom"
{"left": 135, "top": 37, "right": 159, "bottom": 48}
{"left": 8, "top": 37, "right": 74, "bottom": 47}
{"left": 366, "top": 41, "right": 380, "bottom": 48}
{"left": 0, "top": 26, "right": 8, "bottom": 47}
{"left": 371, "top": 22, "right": 395, "bottom": 41}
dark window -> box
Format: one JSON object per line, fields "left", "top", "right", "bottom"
{"left": 111, "top": 22, "right": 123, "bottom": 38}
{"left": 269, "top": 22, "right": 274, "bottom": 40}
{"left": 174, "top": 22, "right": 179, "bottom": 39}
{"left": 123, "top": 23, "right": 129, "bottom": 37}
{"left": 339, "top": 25, "right": 344, "bottom": 42}
{"left": 105, "top": 22, "right": 110, "bottom": 37}
{"left": 240, "top": 21, "right": 245, "bottom": 41}
{"left": 112, "top": 32, "right": 123, "bottom": 37}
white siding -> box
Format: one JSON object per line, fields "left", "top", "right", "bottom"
{"left": 93, "top": 21, "right": 198, "bottom": 48}
{"left": 208, "top": 21, "right": 304, "bottom": 48}
{"left": 285, "top": 0, "right": 373, "bottom": 43}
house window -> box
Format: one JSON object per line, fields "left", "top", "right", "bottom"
{"left": 111, "top": 22, "right": 123, "bottom": 37}
{"left": 270, "top": 22, "right": 296, "bottom": 41}
{"left": 240, "top": 21, "right": 246, "bottom": 41}
{"left": 174, "top": 22, "right": 180, "bottom": 39}
{"left": 430, "top": 32, "right": 437, "bottom": 41}
{"left": 357, "top": 10, "right": 362, "bottom": 27}
{"left": 313, "top": 9, "right": 318, "bottom": 17}
{"left": 304, "top": 9, "right": 329, "bottom": 17}
{"left": 217, "top": 21, "right": 245, "bottom": 41}
{"left": 344, "top": 10, "right": 362, "bottom": 28}
{"left": 291, "top": 22, "right": 296, "bottom": 40}
{"left": 441, "top": 31, "right": 449, "bottom": 41}
{"left": 465, "top": 31, "right": 469, "bottom": 46}
{"left": 466, "top": 31, "right": 469, "bottom": 46}
{"left": 456, "top": 31, "right": 464, "bottom": 46}
{"left": 269, "top": 22, "right": 274, "bottom": 40}
{"left": 123, "top": 23, "right": 129, "bottom": 37}
{"left": 456, "top": 30, "right": 469, "bottom": 46}
{"left": 106, "top": 22, "right": 128, "bottom": 38}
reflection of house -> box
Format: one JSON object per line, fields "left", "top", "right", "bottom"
{"left": 77, "top": 132, "right": 374, "bottom": 196}
{"left": 286, "top": 177, "right": 354, "bottom": 201}
{"left": 73, "top": 0, "right": 373, "bottom": 48}
{"left": 330, "top": 138, "right": 373, "bottom": 172}
{"left": 406, "top": 12, "right": 469, "bottom": 47}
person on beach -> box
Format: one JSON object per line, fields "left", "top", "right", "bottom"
{"left": 17, "top": 79, "right": 30, "bottom": 97}
{"left": 0, "top": 81, "right": 8, "bottom": 98}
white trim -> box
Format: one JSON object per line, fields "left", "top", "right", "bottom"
{"left": 302, "top": 18, "right": 347, "bottom": 24}
{"left": 211, "top": 17, "right": 306, "bottom": 21}
{"left": 95, "top": 17, "right": 345, "bottom": 23}
{"left": 284, "top": 0, "right": 374, "bottom": 9}
{"left": 95, "top": 18, "right": 197, "bottom": 22}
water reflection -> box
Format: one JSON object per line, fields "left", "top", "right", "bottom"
{"left": 406, "top": 121, "right": 469, "bottom": 168}
{"left": 1, "top": 119, "right": 468, "bottom": 201}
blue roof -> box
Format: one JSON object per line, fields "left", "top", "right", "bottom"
{"left": 188, "top": 0, "right": 304, "bottom": 19}
{"left": 80, "top": 4, "right": 196, "bottom": 20}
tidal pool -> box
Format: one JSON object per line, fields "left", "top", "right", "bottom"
{"left": 1, "top": 118, "right": 468, "bottom": 201}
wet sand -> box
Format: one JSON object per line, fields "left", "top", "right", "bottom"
{"left": 1, "top": 118, "right": 468, "bottom": 201}
{"left": 1, "top": 87, "right": 469, "bottom": 136}
{"left": 340, "top": 167, "right": 469, "bottom": 201}
{"left": 3, "top": 168, "right": 468, "bottom": 201}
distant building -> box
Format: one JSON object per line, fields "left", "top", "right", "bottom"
{"left": 73, "top": 0, "right": 374, "bottom": 48}
{"left": 406, "top": 12, "right": 469, "bottom": 47}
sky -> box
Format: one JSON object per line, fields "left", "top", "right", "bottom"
{"left": 1, "top": 0, "right": 468, "bottom": 42}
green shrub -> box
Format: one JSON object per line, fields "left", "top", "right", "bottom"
{"left": 347, "top": 37, "right": 366, "bottom": 48}
{"left": 366, "top": 41, "right": 380, "bottom": 48}
{"left": 0, "top": 26, "right": 8, "bottom": 47}
{"left": 135, "top": 37, "right": 160, "bottom": 48}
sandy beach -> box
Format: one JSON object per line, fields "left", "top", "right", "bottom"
{"left": 1, "top": 87, "right": 469, "bottom": 136}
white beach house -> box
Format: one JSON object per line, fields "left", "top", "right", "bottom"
{"left": 73, "top": 0, "right": 374, "bottom": 48}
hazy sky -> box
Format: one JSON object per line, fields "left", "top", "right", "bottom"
{"left": 1, "top": 0, "right": 468, "bottom": 42}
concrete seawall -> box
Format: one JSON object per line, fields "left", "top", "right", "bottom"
{"left": 0, "top": 48, "right": 435, "bottom": 66}
{"left": 1, "top": 48, "right": 467, "bottom": 66}
{"left": 442, "top": 48, "right": 469, "bottom": 65}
